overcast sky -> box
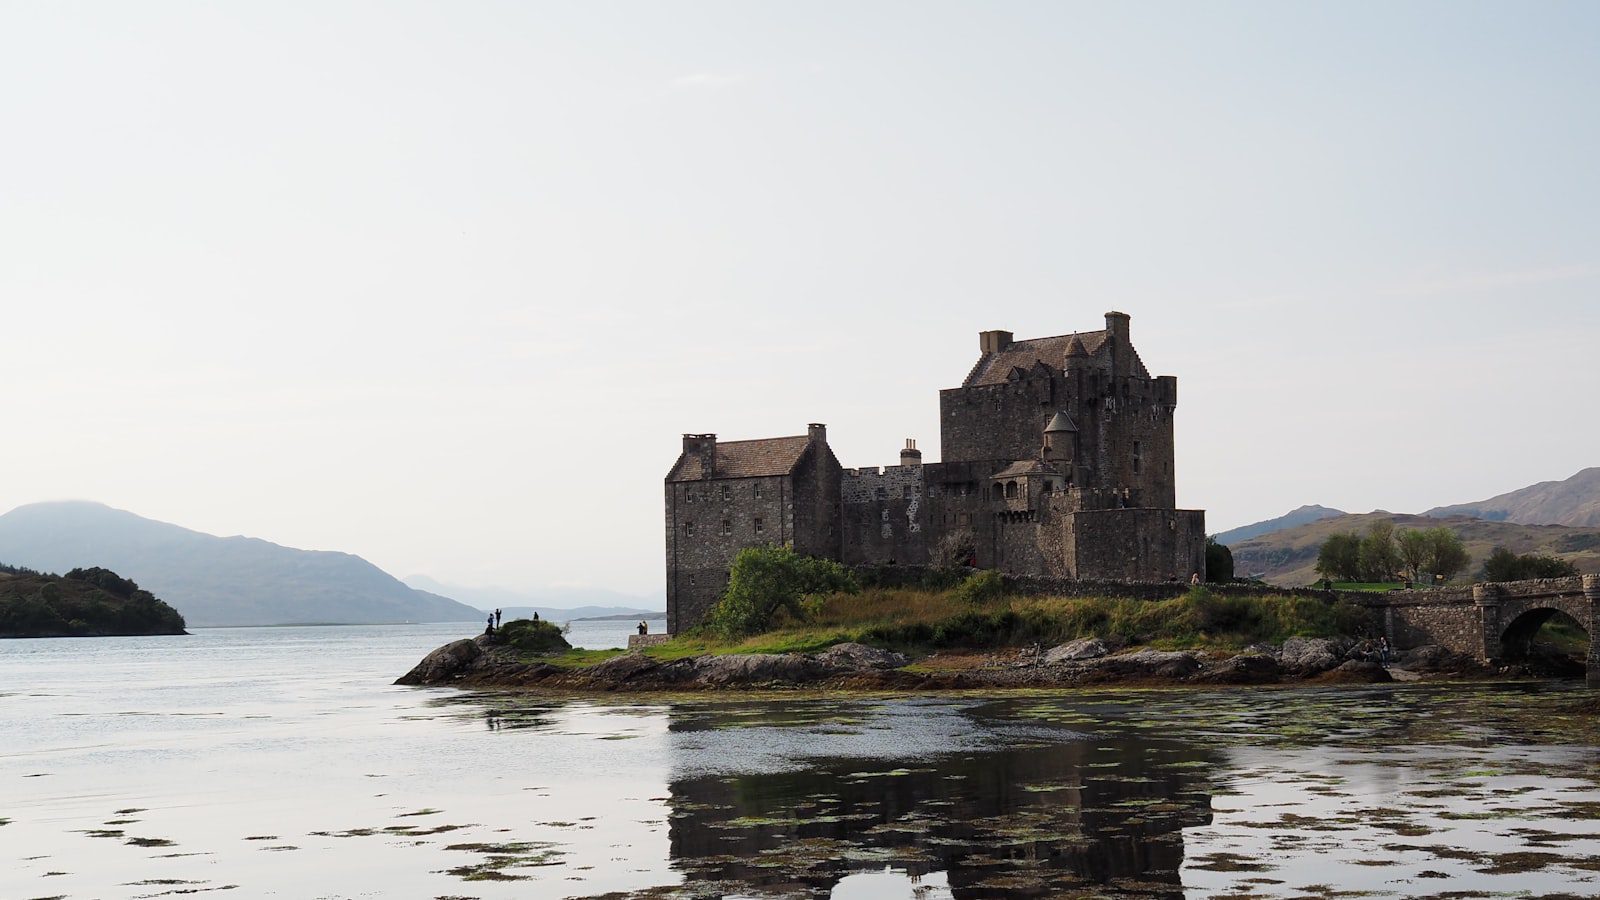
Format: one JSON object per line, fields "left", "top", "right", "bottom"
{"left": 2, "top": 1, "right": 1596, "bottom": 599}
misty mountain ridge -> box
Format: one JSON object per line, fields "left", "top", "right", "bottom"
{"left": 1425, "top": 467, "right": 1600, "bottom": 528}
{"left": 403, "top": 574, "right": 664, "bottom": 616}
{"left": 0, "top": 502, "right": 482, "bottom": 627}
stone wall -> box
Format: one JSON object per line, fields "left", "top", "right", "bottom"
{"left": 1067, "top": 508, "right": 1206, "bottom": 583}
{"left": 841, "top": 464, "right": 931, "bottom": 565}
{"left": 664, "top": 474, "right": 793, "bottom": 634}
{"left": 790, "top": 442, "right": 844, "bottom": 560}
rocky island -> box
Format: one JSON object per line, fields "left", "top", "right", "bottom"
{"left": 0, "top": 564, "right": 187, "bottom": 638}
{"left": 397, "top": 556, "right": 1538, "bottom": 693}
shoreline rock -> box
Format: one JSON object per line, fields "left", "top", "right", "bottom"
{"left": 396, "top": 634, "right": 1500, "bottom": 693}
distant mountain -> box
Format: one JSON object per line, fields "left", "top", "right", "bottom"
{"left": 0, "top": 502, "right": 482, "bottom": 627}
{"left": 491, "top": 606, "right": 665, "bottom": 624}
{"left": 1229, "top": 511, "right": 1600, "bottom": 586}
{"left": 403, "top": 574, "right": 664, "bottom": 618}
{"left": 1425, "top": 467, "right": 1600, "bottom": 528}
{"left": 1213, "top": 505, "right": 1345, "bottom": 546}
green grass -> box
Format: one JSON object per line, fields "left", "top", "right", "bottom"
{"left": 575, "top": 585, "right": 1374, "bottom": 664}
{"left": 1329, "top": 582, "right": 1408, "bottom": 592}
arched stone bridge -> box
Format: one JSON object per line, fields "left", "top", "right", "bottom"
{"left": 1362, "top": 574, "right": 1600, "bottom": 683}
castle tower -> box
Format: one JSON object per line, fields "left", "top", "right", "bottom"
{"left": 1043, "top": 412, "right": 1077, "bottom": 479}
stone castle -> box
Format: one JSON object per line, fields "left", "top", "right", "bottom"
{"left": 663, "top": 312, "right": 1207, "bottom": 633}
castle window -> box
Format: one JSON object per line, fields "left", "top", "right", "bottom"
{"left": 1132, "top": 441, "right": 1142, "bottom": 475}
{"left": 1005, "top": 481, "right": 1018, "bottom": 499}
{"left": 685, "top": 489, "right": 694, "bottom": 503}
{"left": 754, "top": 517, "right": 764, "bottom": 534}
{"left": 685, "top": 522, "right": 695, "bottom": 537}
{"left": 902, "top": 485, "right": 914, "bottom": 499}
{"left": 721, "top": 485, "right": 732, "bottom": 502}
{"left": 753, "top": 482, "right": 763, "bottom": 499}
{"left": 721, "top": 518, "right": 732, "bottom": 535}
{"left": 689, "top": 575, "right": 696, "bottom": 587}
{"left": 875, "top": 487, "right": 887, "bottom": 500}
{"left": 992, "top": 483, "right": 1002, "bottom": 498}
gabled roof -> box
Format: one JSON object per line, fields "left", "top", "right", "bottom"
{"left": 667, "top": 435, "right": 813, "bottom": 482}
{"left": 964, "top": 331, "right": 1110, "bottom": 387}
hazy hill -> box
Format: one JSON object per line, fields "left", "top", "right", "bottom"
{"left": 0, "top": 502, "right": 482, "bottom": 627}
{"left": 1229, "top": 511, "right": 1600, "bottom": 586}
{"left": 403, "top": 574, "right": 664, "bottom": 619}
{"left": 1213, "top": 505, "right": 1346, "bottom": 546}
{"left": 1426, "top": 467, "right": 1600, "bottom": 528}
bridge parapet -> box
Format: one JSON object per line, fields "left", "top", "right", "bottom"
{"left": 1586, "top": 575, "right": 1600, "bottom": 687}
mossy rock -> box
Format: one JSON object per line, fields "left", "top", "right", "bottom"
{"left": 497, "top": 618, "right": 571, "bottom": 654}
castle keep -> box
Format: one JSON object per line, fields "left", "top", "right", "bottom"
{"left": 664, "top": 312, "right": 1207, "bottom": 633}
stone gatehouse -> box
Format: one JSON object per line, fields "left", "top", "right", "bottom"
{"left": 663, "top": 312, "right": 1207, "bottom": 633}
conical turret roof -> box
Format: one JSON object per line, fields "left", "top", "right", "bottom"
{"left": 1044, "top": 411, "right": 1077, "bottom": 433}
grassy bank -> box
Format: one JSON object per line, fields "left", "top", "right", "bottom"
{"left": 533, "top": 583, "right": 1374, "bottom": 667}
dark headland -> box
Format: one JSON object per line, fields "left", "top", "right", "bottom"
{"left": 0, "top": 564, "right": 187, "bottom": 638}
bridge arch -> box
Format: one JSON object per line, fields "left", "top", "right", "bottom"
{"left": 1498, "top": 606, "right": 1589, "bottom": 667}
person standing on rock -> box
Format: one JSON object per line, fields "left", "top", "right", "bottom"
{"left": 494, "top": 608, "right": 502, "bottom": 628}
{"left": 485, "top": 614, "right": 494, "bottom": 635}
{"left": 1379, "top": 637, "right": 1391, "bottom": 666}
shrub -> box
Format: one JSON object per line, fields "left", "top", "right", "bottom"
{"left": 497, "top": 618, "right": 571, "bottom": 654}
{"left": 950, "top": 570, "right": 1004, "bottom": 606}
{"left": 1205, "top": 537, "right": 1234, "bottom": 583}
{"left": 1481, "top": 546, "right": 1579, "bottom": 582}
{"left": 707, "top": 545, "right": 859, "bottom": 639}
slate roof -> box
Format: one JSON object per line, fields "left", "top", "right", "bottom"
{"left": 963, "top": 331, "right": 1110, "bottom": 387}
{"left": 1044, "top": 411, "right": 1078, "bottom": 433}
{"left": 667, "top": 435, "right": 812, "bottom": 482}
{"left": 991, "top": 459, "right": 1064, "bottom": 480}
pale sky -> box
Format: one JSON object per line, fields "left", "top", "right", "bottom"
{"left": 2, "top": 1, "right": 1596, "bottom": 599}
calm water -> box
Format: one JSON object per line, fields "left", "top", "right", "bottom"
{"left": 5, "top": 625, "right": 1600, "bottom": 899}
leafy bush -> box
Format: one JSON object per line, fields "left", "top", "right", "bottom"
{"left": 707, "top": 545, "right": 859, "bottom": 639}
{"left": 1481, "top": 546, "right": 1579, "bottom": 582}
{"left": 497, "top": 618, "right": 571, "bottom": 654}
{"left": 1205, "top": 537, "right": 1234, "bottom": 583}
{"left": 950, "top": 570, "right": 1004, "bottom": 606}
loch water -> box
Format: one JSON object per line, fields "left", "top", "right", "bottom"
{"left": 5, "top": 624, "right": 1600, "bottom": 899}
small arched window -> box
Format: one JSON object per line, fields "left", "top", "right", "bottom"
{"left": 1005, "top": 481, "right": 1018, "bottom": 499}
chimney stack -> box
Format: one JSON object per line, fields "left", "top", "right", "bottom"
{"left": 807, "top": 423, "right": 828, "bottom": 445}
{"left": 1104, "top": 311, "right": 1130, "bottom": 343}
{"left": 979, "top": 330, "right": 1013, "bottom": 354}
{"left": 682, "top": 433, "right": 717, "bottom": 478}
{"left": 900, "top": 438, "right": 922, "bottom": 467}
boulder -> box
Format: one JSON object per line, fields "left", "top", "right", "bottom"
{"left": 1316, "top": 659, "right": 1393, "bottom": 684}
{"left": 1400, "top": 644, "right": 1472, "bottom": 673}
{"left": 1279, "top": 637, "right": 1342, "bottom": 675}
{"left": 1044, "top": 638, "right": 1110, "bottom": 664}
{"left": 1194, "top": 653, "right": 1281, "bottom": 685}
{"left": 813, "top": 643, "right": 907, "bottom": 671}
{"left": 694, "top": 653, "right": 822, "bottom": 686}
{"left": 582, "top": 652, "right": 663, "bottom": 683}
{"left": 394, "top": 638, "right": 482, "bottom": 686}
{"left": 1092, "top": 649, "right": 1201, "bottom": 679}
